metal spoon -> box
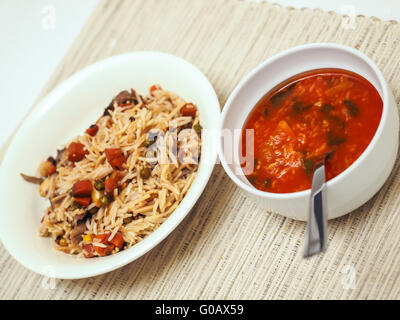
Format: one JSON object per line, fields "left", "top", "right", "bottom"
{"left": 303, "top": 158, "right": 328, "bottom": 258}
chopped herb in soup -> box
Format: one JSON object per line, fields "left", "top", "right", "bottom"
{"left": 240, "top": 68, "right": 383, "bottom": 193}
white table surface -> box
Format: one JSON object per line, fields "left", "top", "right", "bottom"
{"left": 1, "top": 0, "right": 399, "bottom": 153}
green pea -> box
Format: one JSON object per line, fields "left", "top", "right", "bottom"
{"left": 123, "top": 216, "right": 133, "bottom": 224}
{"left": 140, "top": 167, "right": 151, "bottom": 179}
{"left": 94, "top": 180, "right": 105, "bottom": 191}
{"left": 88, "top": 206, "right": 99, "bottom": 215}
{"left": 193, "top": 123, "right": 202, "bottom": 134}
{"left": 100, "top": 194, "right": 112, "bottom": 207}
{"left": 71, "top": 202, "right": 81, "bottom": 211}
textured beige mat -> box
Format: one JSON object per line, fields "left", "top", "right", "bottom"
{"left": 2, "top": 0, "right": 400, "bottom": 300}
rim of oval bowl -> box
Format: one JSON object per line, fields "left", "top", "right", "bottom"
{"left": 0, "top": 51, "right": 220, "bottom": 279}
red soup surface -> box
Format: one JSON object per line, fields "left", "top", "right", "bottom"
{"left": 240, "top": 68, "right": 383, "bottom": 193}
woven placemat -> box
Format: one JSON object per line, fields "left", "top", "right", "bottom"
{"left": 2, "top": 0, "right": 400, "bottom": 300}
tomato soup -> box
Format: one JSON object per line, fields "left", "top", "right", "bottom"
{"left": 240, "top": 68, "right": 383, "bottom": 193}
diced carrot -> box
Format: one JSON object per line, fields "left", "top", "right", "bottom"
{"left": 74, "top": 197, "right": 91, "bottom": 207}
{"left": 180, "top": 103, "right": 197, "bottom": 117}
{"left": 149, "top": 84, "right": 161, "bottom": 96}
{"left": 105, "top": 177, "right": 118, "bottom": 194}
{"left": 47, "top": 164, "right": 57, "bottom": 176}
{"left": 94, "top": 243, "right": 115, "bottom": 256}
{"left": 105, "top": 148, "right": 121, "bottom": 158}
{"left": 90, "top": 232, "right": 124, "bottom": 256}
{"left": 108, "top": 232, "right": 124, "bottom": 250}
{"left": 105, "top": 148, "right": 126, "bottom": 170}
{"left": 86, "top": 124, "right": 99, "bottom": 137}
{"left": 93, "top": 233, "right": 108, "bottom": 244}
{"left": 67, "top": 142, "right": 88, "bottom": 162}
{"left": 110, "top": 171, "right": 125, "bottom": 181}
{"left": 110, "top": 157, "right": 125, "bottom": 171}
{"left": 72, "top": 180, "right": 92, "bottom": 197}
{"left": 82, "top": 244, "right": 95, "bottom": 258}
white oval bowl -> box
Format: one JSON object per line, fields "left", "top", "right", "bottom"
{"left": 0, "top": 52, "right": 220, "bottom": 279}
{"left": 218, "top": 43, "right": 399, "bottom": 221}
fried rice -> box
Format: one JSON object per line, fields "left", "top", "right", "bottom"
{"left": 22, "top": 85, "right": 201, "bottom": 258}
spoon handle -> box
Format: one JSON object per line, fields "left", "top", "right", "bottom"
{"left": 303, "top": 164, "right": 328, "bottom": 258}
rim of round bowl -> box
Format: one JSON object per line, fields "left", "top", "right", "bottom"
{"left": 218, "top": 43, "right": 390, "bottom": 201}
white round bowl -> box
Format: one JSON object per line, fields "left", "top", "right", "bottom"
{"left": 218, "top": 43, "right": 399, "bottom": 221}
{"left": 0, "top": 52, "right": 220, "bottom": 279}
